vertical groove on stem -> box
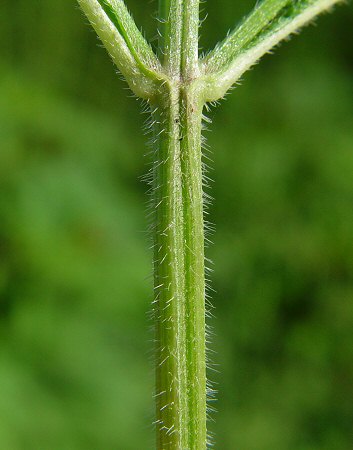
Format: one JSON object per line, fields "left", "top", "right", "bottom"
{"left": 153, "top": 82, "right": 207, "bottom": 449}
{"left": 153, "top": 84, "right": 187, "bottom": 448}
{"left": 179, "top": 85, "right": 207, "bottom": 449}
{"left": 77, "top": 1, "right": 343, "bottom": 449}
{"left": 154, "top": 1, "right": 206, "bottom": 448}
{"left": 181, "top": 0, "right": 200, "bottom": 79}
{"left": 158, "top": 0, "right": 183, "bottom": 76}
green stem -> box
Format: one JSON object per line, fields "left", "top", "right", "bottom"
{"left": 179, "top": 84, "right": 207, "bottom": 448}
{"left": 202, "top": 0, "right": 343, "bottom": 101}
{"left": 153, "top": 80, "right": 206, "bottom": 450}
{"left": 154, "top": 1, "right": 206, "bottom": 448}
{"left": 181, "top": 0, "right": 200, "bottom": 79}
{"left": 158, "top": 0, "right": 200, "bottom": 79}
{"left": 77, "top": 0, "right": 344, "bottom": 448}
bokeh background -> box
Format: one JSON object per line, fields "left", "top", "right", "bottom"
{"left": 0, "top": 1, "right": 352, "bottom": 449}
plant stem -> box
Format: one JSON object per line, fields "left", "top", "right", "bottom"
{"left": 78, "top": 0, "right": 344, "bottom": 448}
{"left": 153, "top": 80, "right": 206, "bottom": 450}
{"left": 153, "top": 1, "right": 207, "bottom": 448}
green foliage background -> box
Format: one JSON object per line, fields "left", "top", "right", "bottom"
{"left": 0, "top": 1, "right": 352, "bottom": 449}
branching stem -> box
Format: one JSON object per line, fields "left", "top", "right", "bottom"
{"left": 153, "top": 2, "right": 207, "bottom": 447}
{"left": 201, "top": 0, "right": 344, "bottom": 101}
{"left": 77, "top": 0, "right": 344, "bottom": 448}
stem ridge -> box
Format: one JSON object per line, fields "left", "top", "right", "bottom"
{"left": 152, "top": 80, "right": 207, "bottom": 449}
{"left": 76, "top": 0, "right": 345, "bottom": 448}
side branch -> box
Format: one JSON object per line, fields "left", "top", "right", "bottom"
{"left": 78, "top": 0, "right": 164, "bottom": 99}
{"left": 201, "top": 0, "right": 344, "bottom": 102}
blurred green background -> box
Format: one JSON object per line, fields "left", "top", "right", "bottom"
{"left": 0, "top": 1, "right": 352, "bottom": 449}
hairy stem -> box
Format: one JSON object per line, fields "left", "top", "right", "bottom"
{"left": 77, "top": 0, "right": 162, "bottom": 98}
{"left": 154, "top": 1, "right": 206, "bottom": 448}
{"left": 77, "top": 0, "right": 344, "bottom": 448}
{"left": 153, "top": 80, "right": 206, "bottom": 450}
{"left": 202, "top": 0, "right": 343, "bottom": 101}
